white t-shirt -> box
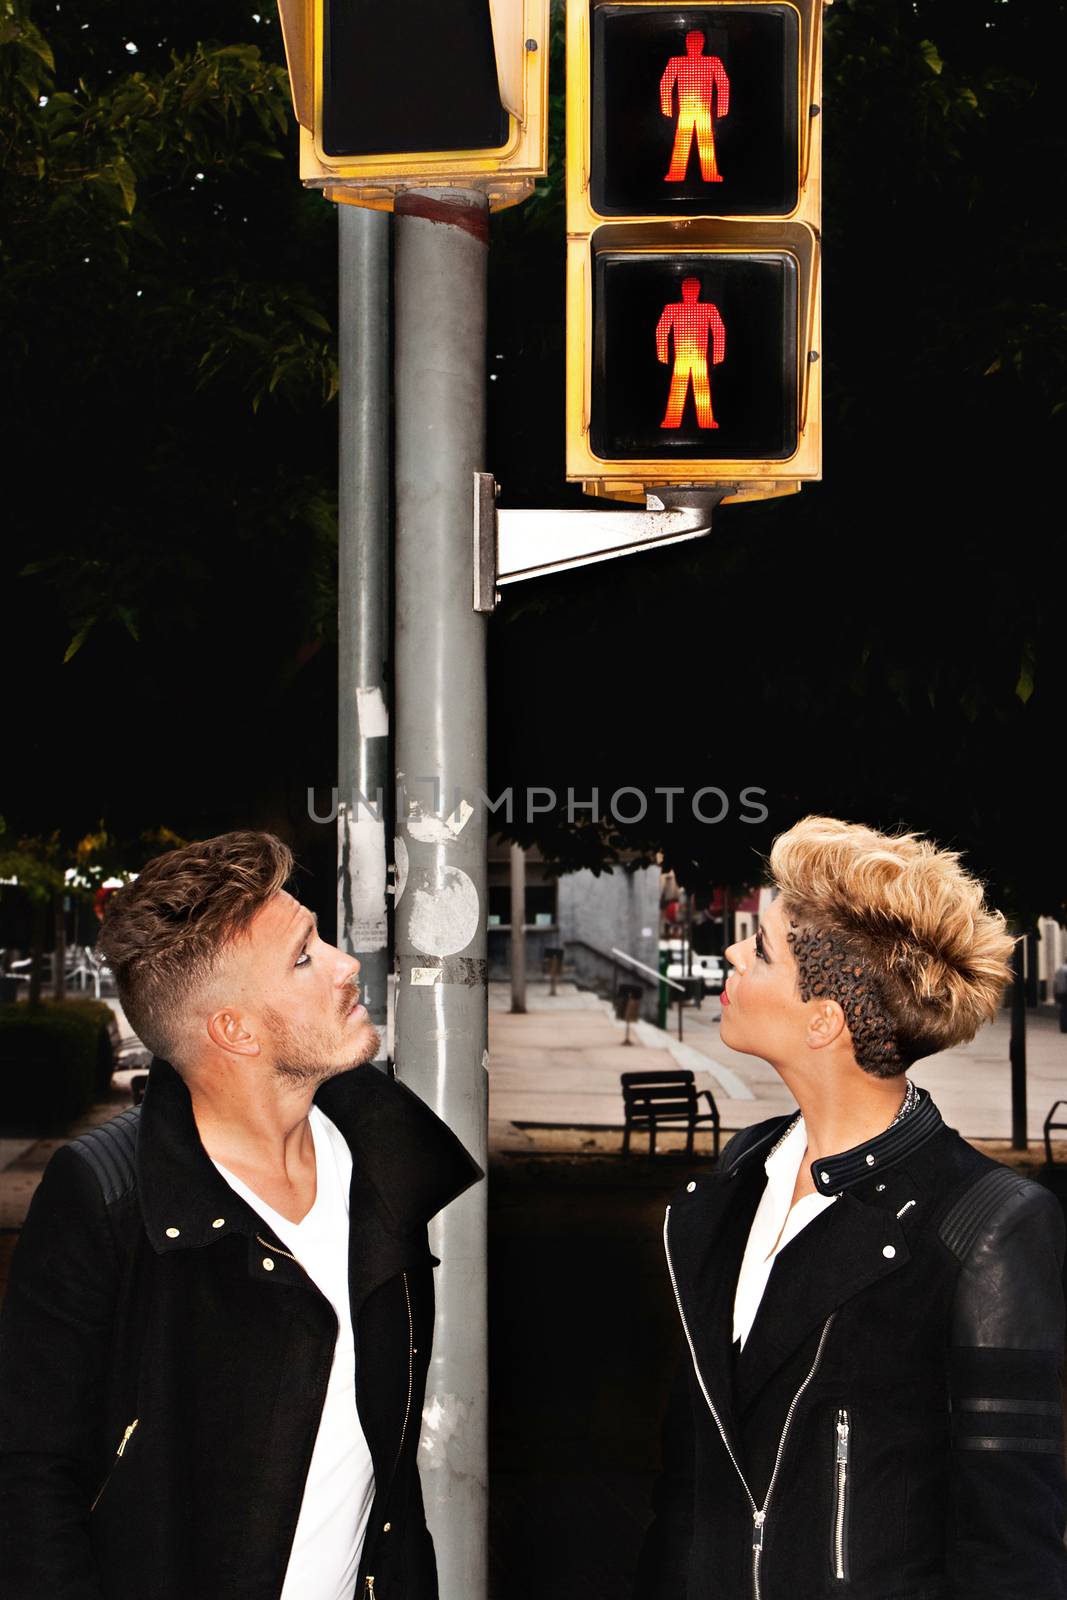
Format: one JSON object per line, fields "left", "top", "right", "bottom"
{"left": 732, "top": 1115, "right": 837, "bottom": 1350}
{"left": 212, "top": 1107, "right": 375, "bottom": 1600}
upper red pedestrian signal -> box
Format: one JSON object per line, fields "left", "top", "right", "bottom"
{"left": 661, "top": 33, "right": 730, "bottom": 185}
{"left": 589, "top": 4, "right": 801, "bottom": 219}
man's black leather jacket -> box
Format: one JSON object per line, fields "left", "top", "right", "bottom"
{"left": 0, "top": 1059, "right": 481, "bottom": 1600}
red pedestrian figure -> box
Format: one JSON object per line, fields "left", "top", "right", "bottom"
{"left": 656, "top": 277, "right": 726, "bottom": 430}
{"left": 660, "top": 30, "right": 730, "bottom": 184}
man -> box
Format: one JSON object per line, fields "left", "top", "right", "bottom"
{"left": 0, "top": 831, "right": 480, "bottom": 1600}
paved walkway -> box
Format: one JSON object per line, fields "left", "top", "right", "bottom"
{"left": 488, "top": 981, "right": 1067, "bottom": 1150}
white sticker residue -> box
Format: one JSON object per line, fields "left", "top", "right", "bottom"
{"left": 407, "top": 808, "right": 453, "bottom": 844}
{"left": 411, "top": 967, "right": 441, "bottom": 986}
{"left": 409, "top": 865, "right": 480, "bottom": 957}
{"left": 446, "top": 800, "right": 474, "bottom": 837}
{"left": 393, "top": 836, "right": 409, "bottom": 905}
{"left": 354, "top": 686, "right": 389, "bottom": 739}
{"left": 339, "top": 807, "right": 388, "bottom": 953}
{"left": 418, "top": 1391, "right": 472, "bottom": 1472}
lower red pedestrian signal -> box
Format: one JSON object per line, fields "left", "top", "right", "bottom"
{"left": 591, "top": 252, "right": 798, "bottom": 464}
{"left": 656, "top": 278, "right": 726, "bottom": 430}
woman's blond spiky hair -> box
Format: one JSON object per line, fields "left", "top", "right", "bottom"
{"left": 768, "top": 816, "right": 1014, "bottom": 1068}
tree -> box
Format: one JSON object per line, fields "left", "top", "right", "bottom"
{"left": 1, "top": 0, "right": 339, "bottom": 858}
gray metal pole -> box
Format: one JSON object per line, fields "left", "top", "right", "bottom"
{"left": 1010, "top": 934, "right": 1028, "bottom": 1150}
{"left": 393, "top": 187, "right": 489, "bottom": 1600}
{"left": 337, "top": 205, "right": 391, "bottom": 1060}
{"left": 510, "top": 841, "right": 527, "bottom": 1014}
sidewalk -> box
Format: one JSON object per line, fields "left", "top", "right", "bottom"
{"left": 488, "top": 980, "right": 1067, "bottom": 1151}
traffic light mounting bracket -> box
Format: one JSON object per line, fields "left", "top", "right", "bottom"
{"left": 472, "top": 472, "right": 730, "bottom": 612}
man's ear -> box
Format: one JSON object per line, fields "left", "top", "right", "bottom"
{"left": 806, "top": 999, "right": 846, "bottom": 1052}
{"left": 206, "top": 1009, "right": 260, "bottom": 1058}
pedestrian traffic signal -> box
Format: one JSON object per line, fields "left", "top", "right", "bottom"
{"left": 567, "top": 0, "right": 825, "bottom": 503}
{"left": 277, "top": 0, "right": 549, "bottom": 210}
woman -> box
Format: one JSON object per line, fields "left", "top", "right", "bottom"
{"left": 637, "top": 816, "right": 1067, "bottom": 1599}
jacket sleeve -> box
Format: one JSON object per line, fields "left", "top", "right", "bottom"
{"left": 943, "top": 1172, "right": 1067, "bottom": 1599}
{"left": 633, "top": 1357, "right": 696, "bottom": 1599}
{"left": 0, "top": 1144, "right": 121, "bottom": 1599}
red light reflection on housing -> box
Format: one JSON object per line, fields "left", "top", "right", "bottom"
{"left": 655, "top": 278, "right": 726, "bottom": 429}
{"left": 660, "top": 31, "right": 730, "bottom": 184}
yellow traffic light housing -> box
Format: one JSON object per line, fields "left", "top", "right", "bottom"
{"left": 566, "top": 0, "right": 826, "bottom": 503}
{"left": 278, "top": 0, "right": 550, "bottom": 212}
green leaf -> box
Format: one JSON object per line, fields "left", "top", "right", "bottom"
{"left": 1015, "top": 645, "right": 1036, "bottom": 704}
{"left": 63, "top": 621, "right": 93, "bottom": 663}
{"left": 112, "top": 156, "right": 137, "bottom": 214}
{"left": 919, "top": 39, "right": 943, "bottom": 77}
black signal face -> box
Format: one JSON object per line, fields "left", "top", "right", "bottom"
{"left": 591, "top": 250, "right": 799, "bottom": 461}
{"left": 591, "top": 4, "right": 800, "bottom": 217}
{"left": 322, "top": 0, "right": 509, "bottom": 158}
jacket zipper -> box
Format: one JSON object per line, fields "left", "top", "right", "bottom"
{"left": 833, "top": 1408, "right": 850, "bottom": 1581}
{"left": 359, "top": 1272, "right": 414, "bottom": 1600}
{"left": 664, "top": 1206, "right": 836, "bottom": 1600}
{"left": 393, "top": 1271, "right": 414, "bottom": 1474}
{"left": 90, "top": 1418, "right": 139, "bottom": 1512}
{"left": 256, "top": 1232, "right": 299, "bottom": 1264}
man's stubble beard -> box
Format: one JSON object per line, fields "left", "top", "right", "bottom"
{"left": 263, "top": 1004, "right": 382, "bottom": 1087}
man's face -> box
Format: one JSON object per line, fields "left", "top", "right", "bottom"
{"left": 222, "top": 890, "right": 381, "bottom": 1086}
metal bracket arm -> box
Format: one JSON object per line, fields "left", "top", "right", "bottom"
{"left": 473, "top": 473, "right": 727, "bottom": 612}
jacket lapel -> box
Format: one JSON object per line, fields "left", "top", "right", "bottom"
{"left": 733, "top": 1192, "right": 910, "bottom": 1417}
{"left": 666, "top": 1158, "right": 767, "bottom": 1445}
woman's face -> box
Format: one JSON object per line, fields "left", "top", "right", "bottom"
{"left": 720, "top": 895, "right": 811, "bottom": 1067}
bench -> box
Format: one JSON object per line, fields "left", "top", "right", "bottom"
{"left": 620, "top": 1070, "right": 720, "bottom": 1158}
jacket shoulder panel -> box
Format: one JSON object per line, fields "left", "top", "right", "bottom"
{"left": 939, "top": 1163, "right": 1029, "bottom": 1261}
{"left": 947, "top": 1169, "right": 1066, "bottom": 1349}
{"left": 67, "top": 1106, "right": 141, "bottom": 1207}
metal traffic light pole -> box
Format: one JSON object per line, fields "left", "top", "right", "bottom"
{"left": 337, "top": 205, "right": 391, "bottom": 1056}
{"left": 393, "top": 187, "right": 490, "bottom": 1600}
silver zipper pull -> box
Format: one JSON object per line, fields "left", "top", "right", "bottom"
{"left": 752, "top": 1509, "right": 765, "bottom": 1550}
{"left": 835, "top": 1409, "right": 850, "bottom": 1465}
{"left": 364, "top": 1579, "right": 376, "bottom": 1598}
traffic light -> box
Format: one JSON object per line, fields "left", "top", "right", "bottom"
{"left": 567, "top": 1, "right": 825, "bottom": 503}
{"left": 277, "top": 0, "right": 549, "bottom": 210}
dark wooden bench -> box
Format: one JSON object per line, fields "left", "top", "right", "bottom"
{"left": 620, "top": 1070, "right": 720, "bottom": 1158}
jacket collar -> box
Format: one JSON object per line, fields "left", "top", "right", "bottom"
{"left": 805, "top": 1086, "right": 943, "bottom": 1195}
{"left": 137, "top": 1058, "right": 481, "bottom": 1256}
{"left": 721, "top": 1087, "right": 943, "bottom": 1196}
